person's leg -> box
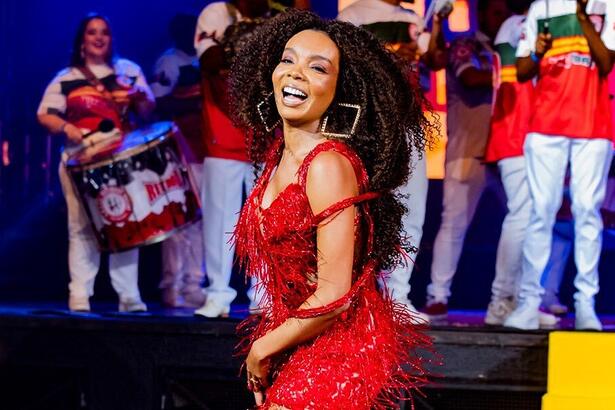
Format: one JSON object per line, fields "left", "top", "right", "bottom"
{"left": 425, "top": 159, "right": 487, "bottom": 314}
{"left": 569, "top": 138, "right": 612, "bottom": 330}
{"left": 197, "top": 157, "right": 246, "bottom": 317}
{"left": 383, "top": 151, "right": 428, "bottom": 313}
{"left": 485, "top": 156, "right": 531, "bottom": 324}
{"left": 59, "top": 162, "right": 100, "bottom": 311}
{"left": 541, "top": 220, "right": 573, "bottom": 314}
{"left": 504, "top": 133, "right": 569, "bottom": 330}
{"left": 109, "top": 249, "right": 145, "bottom": 312}
{"left": 180, "top": 163, "right": 206, "bottom": 307}
{"left": 240, "top": 164, "right": 266, "bottom": 311}
{"left": 161, "top": 230, "right": 185, "bottom": 307}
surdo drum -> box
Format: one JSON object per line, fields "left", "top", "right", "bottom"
{"left": 66, "top": 121, "right": 201, "bottom": 252}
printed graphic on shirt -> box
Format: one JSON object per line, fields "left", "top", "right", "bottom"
{"left": 517, "top": 0, "right": 613, "bottom": 140}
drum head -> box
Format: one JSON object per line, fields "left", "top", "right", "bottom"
{"left": 118, "top": 121, "right": 174, "bottom": 153}
{"left": 66, "top": 121, "right": 175, "bottom": 169}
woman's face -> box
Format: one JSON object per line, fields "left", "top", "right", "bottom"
{"left": 272, "top": 29, "right": 340, "bottom": 130}
{"left": 82, "top": 18, "right": 111, "bottom": 62}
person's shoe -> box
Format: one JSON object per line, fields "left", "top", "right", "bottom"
{"left": 194, "top": 299, "right": 230, "bottom": 318}
{"left": 248, "top": 300, "right": 264, "bottom": 315}
{"left": 407, "top": 302, "right": 430, "bottom": 325}
{"left": 575, "top": 302, "right": 602, "bottom": 331}
{"left": 162, "top": 287, "right": 184, "bottom": 308}
{"left": 119, "top": 297, "right": 148, "bottom": 313}
{"left": 538, "top": 310, "right": 560, "bottom": 328}
{"left": 69, "top": 295, "right": 91, "bottom": 312}
{"left": 503, "top": 302, "right": 540, "bottom": 330}
{"left": 421, "top": 300, "right": 448, "bottom": 320}
{"left": 182, "top": 286, "right": 206, "bottom": 309}
{"left": 542, "top": 293, "right": 569, "bottom": 316}
{"left": 485, "top": 297, "right": 516, "bottom": 325}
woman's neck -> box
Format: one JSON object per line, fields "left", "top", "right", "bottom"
{"left": 282, "top": 121, "right": 325, "bottom": 162}
{"left": 85, "top": 56, "right": 107, "bottom": 66}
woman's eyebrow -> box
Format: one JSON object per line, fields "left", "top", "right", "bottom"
{"left": 283, "top": 47, "right": 333, "bottom": 65}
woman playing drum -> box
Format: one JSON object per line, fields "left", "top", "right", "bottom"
{"left": 37, "top": 13, "right": 155, "bottom": 312}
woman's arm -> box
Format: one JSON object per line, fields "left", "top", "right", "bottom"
{"left": 37, "top": 113, "right": 83, "bottom": 144}
{"left": 422, "top": 14, "right": 448, "bottom": 71}
{"left": 246, "top": 150, "right": 359, "bottom": 382}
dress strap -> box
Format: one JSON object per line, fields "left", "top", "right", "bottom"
{"left": 312, "top": 191, "right": 380, "bottom": 225}
{"left": 288, "top": 259, "right": 377, "bottom": 319}
{"left": 297, "top": 140, "right": 369, "bottom": 190}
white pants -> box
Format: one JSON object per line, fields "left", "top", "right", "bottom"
{"left": 427, "top": 158, "right": 504, "bottom": 302}
{"left": 201, "top": 157, "right": 257, "bottom": 306}
{"left": 490, "top": 156, "right": 532, "bottom": 301}
{"left": 520, "top": 133, "right": 613, "bottom": 306}
{"left": 382, "top": 151, "right": 428, "bottom": 304}
{"left": 59, "top": 162, "right": 141, "bottom": 301}
{"left": 542, "top": 220, "right": 573, "bottom": 302}
{"left": 161, "top": 163, "right": 205, "bottom": 291}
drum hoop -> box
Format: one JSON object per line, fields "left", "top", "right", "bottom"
{"left": 67, "top": 124, "right": 177, "bottom": 171}
{"left": 104, "top": 214, "right": 202, "bottom": 253}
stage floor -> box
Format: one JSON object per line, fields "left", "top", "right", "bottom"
{"left": 1, "top": 302, "right": 613, "bottom": 331}
{"left": 0, "top": 302, "right": 612, "bottom": 409}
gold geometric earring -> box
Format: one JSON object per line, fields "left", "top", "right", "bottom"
{"left": 256, "top": 91, "right": 281, "bottom": 132}
{"left": 320, "top": 103, "right": 362, "bottom": 139}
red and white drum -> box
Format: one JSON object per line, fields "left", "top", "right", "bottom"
{"left": 66, "top": 121, "right": 201, "bottom": 252}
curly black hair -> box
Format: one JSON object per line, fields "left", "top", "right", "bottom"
{"left": 229, "top": 9, "right": 436, "bottom": 269}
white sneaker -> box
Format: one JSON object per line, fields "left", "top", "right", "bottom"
{"left": 575, "top": 302, "right": 602, "bottom": 331}
{"left": 538, "top": 311, "right": 560, "bottom": 328}
{"left": 119, "top": 297, "right": 147, "bottom": 312}
{"left": 485, "top": 298, "right": 515, "bottom": 325}
{"left": 69, "top": 294, "right": 91, "bottom": 312}
{"left": 406, "top": 302, "right": 430, "bottom": 325}
{"left": 194, "top": 299, "right": 230, "bottom": 318}
{"left": 503, "top": 302, "right": 540, "bottom": 330}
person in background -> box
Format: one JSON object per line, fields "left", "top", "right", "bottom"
{"left": 422, "top": 0, "right": 511, "bottom": 319}
{"left": 482, "top": 0, "right": 533, "bottom": 324}
{"left": 37, "top": 13, "right": 155, "bottom": 312}
{"left": 338, "top": 0, "right": 448, "bottom": 323}
{"left": 193, "top": 0, "right": 270, "bottom": 317}
{"left": 151, "top": 13, "right": 206, "bottom": 309}
{"left": 504, "top": 0, "right": 615, "bottom": 331}
{"left": 482, "top": 0, "right": 560, "bottom": 327}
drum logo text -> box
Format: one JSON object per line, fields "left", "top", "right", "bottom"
{"left": 97, "top": 186, "right": 133, "bottom": 223}
{"left": 143, "top": 169, "right": 185, "bottom": 205}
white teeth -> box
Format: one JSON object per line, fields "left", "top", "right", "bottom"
{"left": 283, "top": 86, "right": 307, "bottom": 98}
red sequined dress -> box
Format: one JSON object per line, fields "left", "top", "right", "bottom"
{"left": 235, "top": 138, "right": 430, "bottom": 409}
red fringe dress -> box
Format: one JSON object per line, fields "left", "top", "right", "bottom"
{"left": 234, "top": 138, "right": 431, "bottom": 409}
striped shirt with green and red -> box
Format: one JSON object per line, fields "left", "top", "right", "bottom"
{"left": 516, "top": 0, "right": 615, "bottom": 140}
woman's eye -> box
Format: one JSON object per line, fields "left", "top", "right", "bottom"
{"left": 311, "top": 66, "right": 326, "bottom": 73}
{"left": 280, "top": 58, "right": 293, "bottom": 64}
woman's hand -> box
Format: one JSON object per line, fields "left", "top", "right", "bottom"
{"left": 63, "top": 122, "right": 84, "bottom": 144}
{"left": 111, "top": 85, "right": 148, "bottom": 105}
{"left": 246, "top": 339, "right": 271, "bottom": 406}
{"left": 111, "top": 88, "right": 131, "bottom": 107}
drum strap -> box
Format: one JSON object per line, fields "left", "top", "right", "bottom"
{"left": 76, "top": 65, "right": 115, "bottom": 101}
{"left": 77, "top": 65, "right": 126, "bottom": 128}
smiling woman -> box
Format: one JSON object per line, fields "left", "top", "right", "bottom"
{"left": 229, "top": 9, "right": 436, "bottom": 410}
